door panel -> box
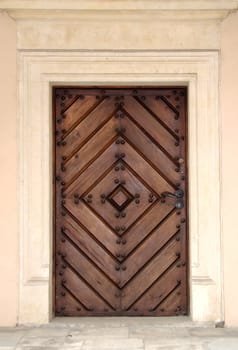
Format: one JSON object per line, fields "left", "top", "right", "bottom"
{"left": 54, "top": 87, "right": 188, "bottom": 316}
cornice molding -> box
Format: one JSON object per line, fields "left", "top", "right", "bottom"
{"left": 1, "top": 0, "right": 238, "bottom": 21}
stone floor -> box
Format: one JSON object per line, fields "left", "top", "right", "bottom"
{"left": 0, "top": 317, "right": 238, "bottom": 350}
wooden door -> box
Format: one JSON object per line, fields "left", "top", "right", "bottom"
{"left": 54, "top": 87, "right": 188, "bottom": 316}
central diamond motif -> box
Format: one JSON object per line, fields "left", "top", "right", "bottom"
{"left": 107, "top": 185, "right": 134, "bottom": 211}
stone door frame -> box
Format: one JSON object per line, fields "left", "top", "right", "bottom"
{"left": 18, "top": 51, "right": 222, "bottom": 324}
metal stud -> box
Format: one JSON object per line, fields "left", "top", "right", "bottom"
{"left": 116, "top": 139, "right": 120, "bottom": 144}
{"left": 115, "top": 213, "right": 120, "bottom": 218}
{"left": 115, "top": 265, "right": 120, "bottom": 271}
{"left": 121, "top": 226, "right": 126, "bottom": 232}
{"left": 74, "top": 193, "right": 79, "bottom": 198}
{"left": 121, "top": 153, "right": 125, "bottom": 158}
{"left": 121, "top": 180, "right": 126, "bottom": 185}
{"left": 88, "top": 194, "right": 93, "bottom": 198}
{"left": 62, "top": 141, "right": 67, "bottom": 146}
{"left": 62, "top": 156, "right": 67, "bottom": 161}
{"left": 101, "top": 199, "right": 106, "bottom": 204}
{"left": 121, "top": 212, "right": 126, "bottom": 218}
{"left": 61, "top": 181, "right": 65, "bottom": 186}
{"left": 175, "top": 142, "right": 179, "bottom": 146}
{"left": 135, "top": 199, "right": 140, "bottom": 204}
{"left": 122, "top": 239, "right": 127, "bottom": 244}
{"left": 121, "top": 140, "right": 125, "bottom": 144}
{"left": 121, "top": 165, "right": 125, "bottom": 171}
{"left": 175, "top": 168, "right": 180, "bottom": 172}
{"left": 174, "top": 115, "right": 179, "bottom": 120}
{"left": 135, "top": 194, "right": 140, "bottom": 198}
{"left": 115, "top": 226, "right": 120, "bottom": 231}
{"left": 115, "top": 166, "right": 120, "bottom": 171}
{"left": 161, "top": 199, "right": 165, "bottom": 203}
{"left": 122, "top": 266, "right": 127, "bottom": 271}
{"left": 175, "top": 128, "right": 179, "bottom": 133}
{"left": 116, "top": 238, "right": 121, "bottom": 244}
{"left": 148, "top": 198, "right": 153, "bottom": 203}
{"left": 176, "top": 224, "right": 181, "bottom": 229}
{"left": 56, "top": 175, "right": 61, "bottom": 181}
{"left": 181, "top": 218, "right": 186, "bottom": 223}
{"left": 61, "top": 292, "right": 66, "bottom": 296}
{"left": 101, "top": 194, "right": 106, "bottom": 198}
{"left": 176, "top": 236, "right": 180, "bottom": 241}
{"left": 114, "top": 179, "right": 120, "bottom": 184}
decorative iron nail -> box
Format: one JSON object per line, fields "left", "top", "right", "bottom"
{"left": 121, "top": 212, "right": 126, "bottom": 218}
{"left": 115, "top": 166, "right": 120, "bottom": 171}
{"left": 62, "top": 129, "right": 67, "bottom": 134}
{"left": 181, "top": 218, "right": 186, "bottom": 223}
{"left": 61, "top": 200, "right": 66, "bottom": 205}
{"left": 57, "top": 141, "right": 61, "bottom": 146}
{"left": 77, "top": 307, "right": 81, "bottom": 311}
{"left": 135, "top": 194, "right": 140, "bottom": 198}
{"left": 176, "top": 236, "right": 180, "bottom": 241}
{"left": 116, "top": 253, "right": 120, "bottom": 257}
{"left": 161, "top": 199, "right": 165, "bottom": 203}
{"left": 62, "top": 264, "right": 67, "bottom": 269}
{"left": 59, "top": 271, "right": 64, "bottom": 276}
{"left": 62, "top": 279, "right": 66, "bottom": 284}
{"left": 61, "top": 292, "right": 66, "bottom": 296}
{"left": 121, "top": 128, "right": 126, "bottom": 133}
{"left": 121, "top": 226, "right": 126, "bottom": 231}
{"left": 174, "top": 115, "right": 179, "bottom": 120}
{"left": 115, "top": 226, "right": 120, "bottom": 231}
{"left": 181, "top": 136, "right": 185, "bottom": 140}
{"left": 149, "top": 193, "right": 154, "bottom": 198}
{"left": 116, "top": 238, "right": 121, "bottom": 244}
{"left": 175, "top": 156, "right": 180, "bottom": 161}
{"left": 177, "top": 211, "right": 181, "bottom": 215}
{"left": 175, "top": 129, "right": 179, "bottom": 133}
{"left": 61, "top": 166, "right": 66, "bottom": 172}
{"left": 101, "top": 199, "right": 106, "bottom": 204}
{"left": 135, "top": 199, "right": 140, "bottom": 204}
{"left": 182, "top": 262, "right": 186, "bottom": 266}
{"left": 122, "top": 266, "right": 127, "bottom": 271}
{"left": 176, "top": 252, "right": 181, "bottom": 257}
{"left": 121, "top": 153, "right": 125, "bottom": 158}
{"left": 122, "top": 239, "right": 127, "bottom": 244}
{"left": 56, "top": 175, "right": 61, "bottom": 181}
{"left": 61, "top": 181, "right": 65, "bottom": 186}
{"left": 148, "top": 198, "right": 153, "bottom": 203}
{"left": 121, "top": 140, "right": 125, "bottom": 144}
{"left": 176, "top": 224, "right": 181, "bottom": 229}
{"left": 74, "top": 200, "right": 79, "bottom": 204}
{"left": 176, "top": 263, "right": 181, "bottom": 268}
{"left": 175, "top": 167, "right": 180, "bottom": 172}
{"left": 101, "top": 194, "right": 106, "bottom": 198}
{"left": 133, "top": 89, "right": 138, "bottom": 94}
{"left": 116, "top": 139, "right": 120, "bottom": 144}
{"left": 177, "top": 279, "right": 181, "bottom": 284}
{"left": 121, "top": 166, "right": 125, "bottom": 171}
{"left": 62, "top": 156, "right": 67, "bottom": 161}
{"left": 62, "top": 141, "right": 67, "bottom": 146}
{"left": 61, "top": 238, "right": 66, "bottom": 243}
{"left": 175, "top": 142, "right": 179, "bottom": 146}
{"left": 57, "top": 119, "right": 62, "bottom": 124}
{"left": 114, "top": 179, "right": 119, "bottom": 184}
{"left": 74, "top": 193, "right": 79, "bottom": 198}
{"left": 61, "top": 96, "right": 66, "bottom": 101}
{"left": 88, "top": 194, "right": 93, "bottom": 198}
{"left": 115, "top": 212, "right": 120, "bottom": 218}
{"left": 115, "top": 265, "right": 120, "bottom": 271}
{"left": 181, "top": 175, "right": 185, "bottom": 180}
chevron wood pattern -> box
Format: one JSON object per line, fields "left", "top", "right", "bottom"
{"left": 54, "top": 87, "right": 188, "bottom": 316}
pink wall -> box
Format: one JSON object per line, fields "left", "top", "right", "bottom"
{"left": 221, "top": 11, "right": 238, "bottom": 327}
{"left": 0, "top": 12, "right": 18, "bottom": 326}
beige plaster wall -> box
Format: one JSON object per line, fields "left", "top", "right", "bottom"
{"left": 0, "top": 11, "right": 18, "bottom": 326}
{"left": 0, "top": 8, "right": 238, "bottom": 327}
{"left": 221, "top": 11, "right": 238, "bottom": 327}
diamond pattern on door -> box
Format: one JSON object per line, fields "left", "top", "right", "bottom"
{"left": 54, "top": 88, "right": 188, "bottom": 316}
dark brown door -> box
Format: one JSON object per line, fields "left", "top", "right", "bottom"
{"left": 54, "top": 87, "right": 188, "bottom": 316}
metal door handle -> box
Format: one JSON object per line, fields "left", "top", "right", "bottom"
{"left": 161, "top": 189, "right": 184, "bottom": 199}
{"left": 161, "top": 189, "right": 184, "bottom": 209}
